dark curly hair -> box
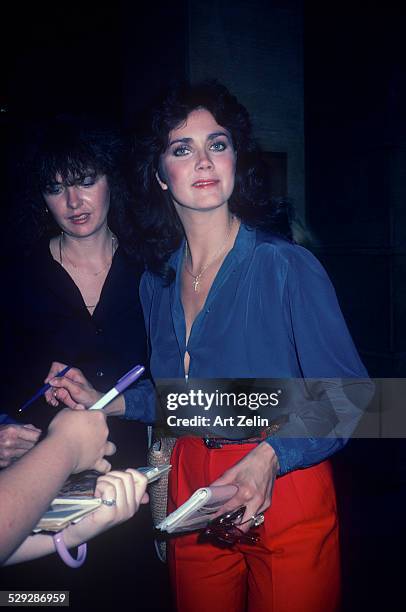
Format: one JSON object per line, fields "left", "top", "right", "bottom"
{"left": 135, "top": 80, "right": 293, "bottom": 280}
{"left": 14, "top": 114, "right": 140, "bottom": 257}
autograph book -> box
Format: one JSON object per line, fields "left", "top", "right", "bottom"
{"left": 34, "top": 465, "right": 171, "bottom": 533}
{"left": 156, "top": 484, "right": 238, "bottom": 534}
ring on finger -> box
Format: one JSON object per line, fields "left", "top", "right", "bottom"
{"left": 251, "top": 513, "right": 265, "bottom": 527}
{"left": 101, "top": 498, "right": 116, "bottom": 507}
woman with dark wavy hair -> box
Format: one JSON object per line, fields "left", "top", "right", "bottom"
{"left": 134, "top": 80, "right": 371, "bottom": 612}
{"left": 15, "top": 115, "right": 138, "bottom": 259}
{"left": 49, "top": 82, "right": 369, "bottom": 611}
{"left": 4, "top": 115, "right": 151, "bottom": 455}
{"left": 135, "top": 80, "right": 292, "bottom": 280}
{"left": 2, "top": 115, "right": 166, "bottom": 612}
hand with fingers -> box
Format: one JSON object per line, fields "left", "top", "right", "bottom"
{"left": 44, "top": 362, "right": 102, "bottom": 410}
{"left": 0, "top": 424, "right": 42, "bottom": 468}
{"left": 62, "top": 469, "right": 149, "bottom": 546}
{"left": 209, "top": 441, "right": 280, "bottom": 534}
{"left": 47, "top": 408, "right": 115, "bottom": 474}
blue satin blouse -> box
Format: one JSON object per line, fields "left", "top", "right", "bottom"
{"left": 137, "top": 223, "right": 370, "bottom": 474}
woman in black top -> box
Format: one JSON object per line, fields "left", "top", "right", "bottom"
{"left": 1, "top": 115, "right": 169, "bottom": 612}
{"left": 4, "top": 115, "right": 149, "bottom": 465}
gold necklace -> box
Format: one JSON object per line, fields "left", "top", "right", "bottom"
{"left": 59, "top": 232, "right": 117, "bottom": 277}
{"left": 184, "top": 216, "right": 235, "bottom": 292}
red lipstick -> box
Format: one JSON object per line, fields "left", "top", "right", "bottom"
{"left": 192, "top": 180, "right": 220, "bottom": 189}
{"left": 69, "top": 213, "right": 90, "bottom": 224}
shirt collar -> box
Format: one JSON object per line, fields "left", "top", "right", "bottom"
{"left": 168, "top": 222, "right": 256, "bottom": 272}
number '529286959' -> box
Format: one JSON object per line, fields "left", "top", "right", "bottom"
{"left": 7, "top": 592, "right": 67, "bottom": 604}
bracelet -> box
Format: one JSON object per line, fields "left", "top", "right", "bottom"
{"left": 53, "top": 531, "right": 87, "bottom": 568}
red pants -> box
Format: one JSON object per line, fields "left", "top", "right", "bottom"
{"left": 168, "top": 437, "right": 340, "bottom": 612}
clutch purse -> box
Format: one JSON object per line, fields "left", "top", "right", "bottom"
{"left": 147, "top": 436, "right": 177, "bottom": 562}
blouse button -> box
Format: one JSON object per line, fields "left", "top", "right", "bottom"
{"left": 96, "top": 371, "right": 104, "bottom": 377}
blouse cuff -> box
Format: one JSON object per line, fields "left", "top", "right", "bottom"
{"left": 0, "top": 413, "right": 18, "bottom": 425}
{"left": 265, "top": 436, "right": 345, "bottom": 475}
{"left": 122, "top": 379, "right": 156, "bottom": 424}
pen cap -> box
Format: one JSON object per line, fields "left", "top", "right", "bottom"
{"left": 115, "top": 365, "right": 145, "bottom": 394}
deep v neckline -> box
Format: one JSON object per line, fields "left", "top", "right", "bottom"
{"left": 47, "top": 240, "right": 119, "bottom": 319}
{"left": 172, "top": 223, "right": 247, "bottom": 376}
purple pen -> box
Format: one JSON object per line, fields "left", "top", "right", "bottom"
{"left": 88, "top": 365, "right": 145, "bottom": 411}
{"left": 19, "top": 365, "right": 72, "bottom": 413}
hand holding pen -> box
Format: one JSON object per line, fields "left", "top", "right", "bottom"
{"left": 18, "top": 365, "right": 72, "bottom": 413}
{"left": 44, "top": 362, "right": 144, "bottom": 414}
{"left": 44, "top": 362, "right": 101, "bottom": 409}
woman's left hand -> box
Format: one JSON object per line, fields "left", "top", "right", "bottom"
{"left": 210, "top": 442, "right": 280, "bottom": 532}
{"left": 62, "top": 469, "right": 149, "bottom": 547}
{"left": 44, "top": 362, "right": 102, "bottom": 410}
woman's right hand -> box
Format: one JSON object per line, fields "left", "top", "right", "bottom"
{"left": 47, "top": 408, "right": 115, "bottom": 473}
{"left": 63, "top": 469, "right": 149, "bottom": 547}
{"left": 45, "top": 362, "right": 102, "bottom": 410}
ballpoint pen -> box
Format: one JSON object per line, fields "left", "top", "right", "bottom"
{"left": 88, "top": 364, "right": 145, "bottom": 410}
{"left": 19, "top": 365, "right": 72, "bottom": 413}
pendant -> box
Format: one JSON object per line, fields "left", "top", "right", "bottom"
{"left": 193, "top": 277, "right": 200, "bottom": 292}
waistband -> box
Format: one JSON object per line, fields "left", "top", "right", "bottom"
{"left": 203, "top": 416, "right": 288, "bottom": 449}
{"left": 152, "top": 415, "right": 289, "bottom": 449}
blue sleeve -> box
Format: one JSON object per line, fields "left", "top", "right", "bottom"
{"left": 122, "top": 379, "right": 156, "bottom": 424}
{"left": 0, "top": 414, "right": 18, "bottom": 425}
{"left": 265, "top": 245, "right": 373, "bottom": 474}
{"left": 121, "top": 272, "right": 157, "bottom": 424}
{"left": 139, "top": 271, "right": 155, "bottom": 334}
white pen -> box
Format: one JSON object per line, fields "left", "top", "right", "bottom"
{"left": 88, "top": 365, "right": 145, "bottom": 411}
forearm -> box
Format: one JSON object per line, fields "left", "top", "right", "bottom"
{"left": 4, "top": 521, "right": 92, "bottom": 567}
{"left": 3, "top": 534, "right": 55, "bottom": 566}
{"left": 102, "top": 394, "right": 126, "bottom": 416}
{"left": 0, "top": 436, "right": 76, "bottom": 564}
{"left": 256, "top": 440, "right": 280, "bottom": 473}
{"left": 102, "top": 380, "right": 156, "bottom": 422}
{"left": 5, "top": 468, "right": 147, "bottom": 566}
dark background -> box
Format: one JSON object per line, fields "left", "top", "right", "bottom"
{"left": 1, "top": 1, "right": 405, "bottom": 610}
